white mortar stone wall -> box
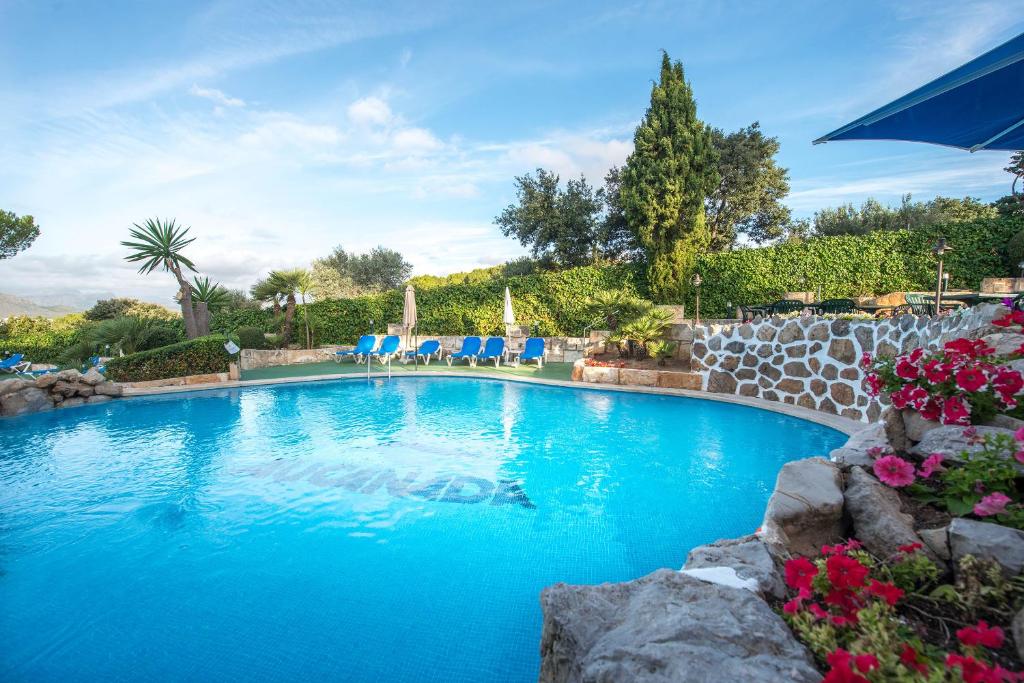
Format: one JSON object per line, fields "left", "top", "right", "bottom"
{"left": 690, "top": 304, "right": 1001, "bottom": 423}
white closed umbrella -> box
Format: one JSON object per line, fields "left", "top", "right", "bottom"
{"left": 403, "top": 285, "right": 418, "bottom": 370}
{"left": 503, "top": 286, "right": 516, "bottom": 361}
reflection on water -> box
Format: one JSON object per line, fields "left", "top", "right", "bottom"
{"left": 0, "top": 377, "right": 846, "bottom": 683}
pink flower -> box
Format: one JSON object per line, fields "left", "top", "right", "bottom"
{"left": 859, "top": 352, "right": 872, "bottom": 371}
{"left": 941, "top": 395, "right": 971, "bottom": 425}
{"left": 918, "top": 453, "right": 945, "bottom": 478}
{"left": 873, "top": 455, "right": 916, "bottom": 487}
{"left": 1015, "top": 426, "right": 1024, "bottom": 443}
{"left": 1016, "top": 450, "right": 1024, "bottom": 465}
{"left": 865, "top": 373, "right": 883, "bottom": 396}
{"left": 974, "top": 492, "right": 1011, "bottom": 517}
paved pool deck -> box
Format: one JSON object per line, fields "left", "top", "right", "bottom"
{"left": 122, "top": 359, "right": 862, "bottom": 436}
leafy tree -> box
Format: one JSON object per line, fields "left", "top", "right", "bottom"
{"left": 316, "top": 245, "right": 412, "bottom": 293}
{"left": 599, "top": 166, "right": 643, "bottom": 262}
{"left": 705, "top": 123, "right": 791, "bottom": 248}
{"left": 495, "top": 169, "right": 605, "bottom": 267}
{"left": 308, "top": 261, "right": 364, "bottom": 299}
{"left": 0, "top": 210, "right": 40, "bottom": 259}
{"left": 620, "top": 52, "right": 719, "bottom": 302}
{"left": 85, "top": 297, "right": 177, "bottom": 321}
{"left": 813, "top": 195, "right": 997, "bottom": 236}
{"left": 1007, "top": 151, "right": 1024, "bottom": 197}
{"left": 121, "top": 218, "right": 200, "bottom": 339}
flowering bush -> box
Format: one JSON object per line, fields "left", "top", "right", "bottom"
{"left": 583, "top": 358, "right": 626, "bottom": 368}
{"left": 782, "top": 542, "right": 1022, "bottom": 681}
{"left": 863, "top": 330, "right": 1024, "bottom": 426}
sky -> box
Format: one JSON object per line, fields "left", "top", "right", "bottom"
{"left": 1, "top": 0, "right": 1022, "bottom": 308}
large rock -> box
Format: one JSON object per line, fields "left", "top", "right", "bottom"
{"left": 82, "top": 368, "right": 105, "bottom": 386}
{"left": 761, "top": 457, "right": 845, "bottom": 556}
{"left": 0, "top": 387, "right": 54, "bottom": 416}
{"left": 844, "top": 467, "right": 935, "bottom": 561}
{"left": 0, "top": 377, "right": 34, "bottom": 397}
{"left": 910, "top": 425, "right": 1017, "bottom": 462}
{"left": 981, "top": 332, "right": 1024, "bottom": 357}
{"left": 1014, "top": 609, "right": 1024, "bottom": 664}
{"left": 684, "top": 535, "right": 785, "bottom": 599}
{"left": 830, "top": 422, "right": 889, "bottom": 469}
{"left": 882, "top": 407, "right": 911, "bottom": 453}
{"left": 902, "top": 409, "right": 941, "bottom": 442}
{"left": 949, "top": 518, "right": 1024, "bottom": 578}
{"left": 93, "top": 382, "right": 124, "bottom": 397}
{"left": 539, "top": 569, "right": 819, "bottom": 683}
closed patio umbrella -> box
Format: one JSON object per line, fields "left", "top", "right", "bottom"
{"left": 403, "top": 284, "right": 418, "bottom": 370}
{"left": 814, "top": 32, "right": 1024, "bottom": 151}
{"left": 503, "top": 286, "right": 516, "bottom": 362}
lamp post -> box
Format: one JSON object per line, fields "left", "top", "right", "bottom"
{"left": 942, "top": 272, "right": 950, "bottom": 292}
{"left": 932, "top": 238, "right": 951, "bottom": 315}
{"left": 692, "top": 273, "right": 703, "bottom": 325}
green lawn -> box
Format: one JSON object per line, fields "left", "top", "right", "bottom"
{"left": 241, "top": 359, "right": 575, "bottom": 382}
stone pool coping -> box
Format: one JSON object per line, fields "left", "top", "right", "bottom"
{"left": 122, "top": 369, "right": 861, "bottom": 435}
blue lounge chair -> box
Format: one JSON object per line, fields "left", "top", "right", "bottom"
{"left": 82, "top": 355, "right": 106, "bottom": 374}
{"left": 0, "top": 353, "right": 30, "bottom": 375}
{"left": 403, "top": 340, "right": 441, "bottom": 365}
{"left": 478, "top": 337, "right": 505, "bottom": 368}
{"left": 368, "top": 335, "right": 401, "bottom": 364}
{"left": 335, "top": 335, "right": 376, "bottom": 363}
{"left": 446, "top": 336, "right": 482, "bottom": 366}
{"left": 515, "top": 337, "right": 545, "bottom": 368}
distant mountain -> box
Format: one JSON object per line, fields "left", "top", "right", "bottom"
{"left": 0, "top": 292, "right": 80, "bottom": 318}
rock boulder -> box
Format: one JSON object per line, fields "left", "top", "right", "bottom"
{"left": 1, "top": 387, "right": 54, "bottom": 416}
{"left": 949, "top": 518, "right": 1024, "bottom": 578}
{"left": 761, "top": 457, "right": 845, "bottom": 556}
{"left": 844, "top": 467, "right": 935, "bottom": 561}
{"left": 684, "top": 535, "right": 785, "bottom": 599}
{"left": 539, "top": 569, "right": 819, "bottom": 683}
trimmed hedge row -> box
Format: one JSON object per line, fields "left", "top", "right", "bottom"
{"left": 105, "top": 335, "right": 231, "bottom": 382}
{"left": 692, "top": 217, "right": 1021, "bottom": 317}
{"left": 303, "top": 264, "right": 646, "bottom": 344}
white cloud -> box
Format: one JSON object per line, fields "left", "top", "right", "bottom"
{"left": 347, "top": 96, "right": 394, "bottom": 126}
{"left": 391, "top": 127, "right": 443, "bottom": 152}
{"left": 189, "top": 84, "right": 246, "bottom": 107}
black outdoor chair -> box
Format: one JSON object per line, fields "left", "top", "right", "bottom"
{"left": 769, "top": 299, "right": 807, "bottom": 315}
{"left": 815, "top": 298, "right": 858, "bottom": 315}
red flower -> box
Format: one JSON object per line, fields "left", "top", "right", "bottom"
{"left": 895, "top": 357, "right": 920, "bottom": 379}
{"left": 900, "top": 644, "right": 928, "bottom": 674}
{"left": 824, "top": 588, "right": 860, "bottom": 614}
{"left": 826, "top": 554, "right": 869, "bottom": 590}
{"left": 946, "top": 654, "right": 1001, "bottom": 683}
{"left": 823, "top": 650, "right": 870, "bottom": 683}
{"left": 923, "top": 358, "right": 953, "bottom": 383}
{"left": 866, "top": 579, "right": 903, "bottom": 606}
{"left": 859, "top": 352, "right": 872, "bottom": 371}
{"left": 919, "top": 397, "right": 943, "bottom": 422}
{"left": 784, "top": 556, "right": 817, "bottom": 591}
{"left": 865, "top": 373, "right": 883, "bottom": 396}
{"left": 782, "top": 598, "right": 801, "bottom": 614}
{"left": 942, "top": 395, "right": 971, "bottom": 425}
{"left": 853, "top": 653, "right": 879, "bottom": 673}
{"left": 898, "top": 542, "right": 923, "bottom": 554}
{"left": 956, "top": 366, "right": 988, "bottom": 392}
{"left": 957, "top": 620, "right": 1005, "bottom": 649}
{"left": 808, "top": 603, "right": 828, "bottom": 620}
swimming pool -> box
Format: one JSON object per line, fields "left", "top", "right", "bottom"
{"left": 0, "top": 376, "right": 845, "bottom": 681}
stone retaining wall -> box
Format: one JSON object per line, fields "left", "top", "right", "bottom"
{"left": 690, "top": 305, "right": 1000, "bottom": 423}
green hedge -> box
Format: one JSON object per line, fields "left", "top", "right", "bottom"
{"left": 0, "top": 314, "right": 88, "bottom": 364}
{"left": 105, "top": 335, "right": 231, "bottom": 382}
{"left": 304, "top": 264, "right": 646, "bottom": 344}
{"left": 692, "top": 217, "right": 1021, "bottom": 316}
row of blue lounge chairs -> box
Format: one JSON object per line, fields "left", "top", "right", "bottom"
{"left": 334, "top": 335, "right": 546, "bottom": 368}
{"left": 0, "top": 354, "right": 105, "bottom": 377}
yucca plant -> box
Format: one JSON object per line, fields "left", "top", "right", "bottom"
{"left": 583, "top": 289, "right": 649, "bottom": 331}
{"left": 190, "top": 276, "right": 230, "bottom": 336}
{"left": 122, "top": 218, "right": 200, "bottom": 339}
{"left": 619, "top": 309, "right": 674, "bottom": 359}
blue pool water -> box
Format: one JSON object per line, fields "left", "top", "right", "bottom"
{"left": 0, "top": 377, "right": 845, "bottom": 682}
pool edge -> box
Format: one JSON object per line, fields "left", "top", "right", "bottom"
{"left": 122, "top": 371, "right": 862, "bottom": 435}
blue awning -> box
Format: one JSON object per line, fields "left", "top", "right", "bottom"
{"left": 814, "top": 32, "right": 1024, "bottom": 152}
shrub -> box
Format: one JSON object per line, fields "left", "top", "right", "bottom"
{"left": 85, "top": 297, "right": 178, "bottom": 322}
{"left": 105, "top": 335, "right": 231, "bottom": 382}
{"left": 236, "top": 326, "right": 266, "bottom": 350}
{"left": 1007, "top": 229, "right": 1024, "bottom": 272}
{"left": 0, "top": 313, "right": 88, "bottom": 364}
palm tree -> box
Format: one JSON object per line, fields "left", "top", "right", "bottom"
{"left": 251, "top": 277, "right": 284, "bottom": 316}
{"left": 294, "top": 270, "right": 315, "bottom": 349}
{"left": 122, "top": 218, "right": 200, "bottom": 339}
{"left": 268, "top": 269, "right": 307, "bottom": 346}
{"left": 190, "top": 276, "right": 230, "bottom": 336}
{"left": 583, "top": 289, "right": 649, "bottom": 331}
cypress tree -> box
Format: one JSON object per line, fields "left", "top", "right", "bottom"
{"left": 622, "top": 52, "right": 719, "bottom": 303}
